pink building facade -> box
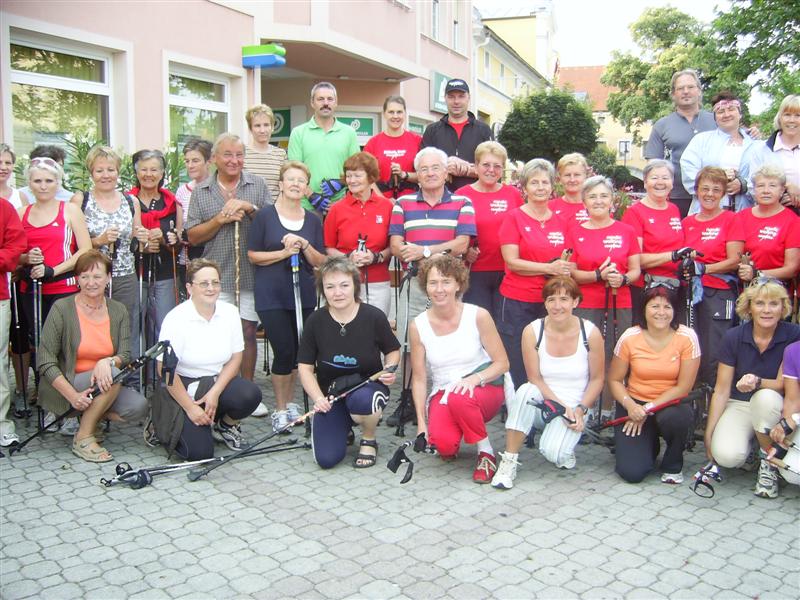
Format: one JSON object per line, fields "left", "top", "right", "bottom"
{"left": 0, "top": 0, "right": 473, "bottom": 156}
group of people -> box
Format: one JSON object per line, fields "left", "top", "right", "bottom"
{"left": 0, "top": 74, "right": 797, "bottom": 500}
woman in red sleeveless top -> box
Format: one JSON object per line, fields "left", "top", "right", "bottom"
{"left": 17, "top": 158, "right": 91, "bottom": 348}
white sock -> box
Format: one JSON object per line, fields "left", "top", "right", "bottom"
{"left": 502, "top": 451, "right": 519, "bottom": 461}
{"left": 476, "top": 437, "right": 493, "bottom": 455}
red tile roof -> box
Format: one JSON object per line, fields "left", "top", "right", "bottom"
{"left": 556, "top": 66, "right": 614, "bottom": 112}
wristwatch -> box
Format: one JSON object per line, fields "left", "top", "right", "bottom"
{"left": 575, "top": 405, "right": 589, "bottom": 417}
{"left": 422, "top": 246, "right": 432, "bottom": 259}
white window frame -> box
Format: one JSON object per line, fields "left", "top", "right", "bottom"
{"left": 166, "top": 64, "right": 231, "bottom": 144}
{"left": 452, "top": 3, "right": 460, "bottom": 51}
{"left": 8, "top": 33, "right": 113, "bottom": 145}
{"left": 484, "top": 51, "right": 490, "bottom": 77}
{"left": 499, "top": 64, "right": 505, "bottom": 87}
{"left": 431, "top": 0, "right": 440, "bottom": 40}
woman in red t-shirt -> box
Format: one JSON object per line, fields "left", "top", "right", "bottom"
{"left": 363, "top": 96, "right": 421, "bottom": 199}
{"left": 736, "top": 165, "right": 800, "bottom": 284}
{"left": 622, "top": 160, "right": 691, "bottom": 317}
{"left": 681, "top": 167, "right": 744, "bottom": 386}
{"left": 498, "top": 159, "right": 572, "bottom": 388}
{"left": 549, "top": 152, "right": 590, "bottom": 227}
{"left": 456, "top": 141, "right": 523, "bottom": 322}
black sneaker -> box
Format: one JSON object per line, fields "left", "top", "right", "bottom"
{"left": 386, "top": 393, "right": 416, "bottom": 427}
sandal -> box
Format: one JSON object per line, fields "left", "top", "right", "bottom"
{"left": 72, "top": 435, "right": 113, "bottom": 463}
{"left": 353, "top": 438, "right": 378, "bottom": 468}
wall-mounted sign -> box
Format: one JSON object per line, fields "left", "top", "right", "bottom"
{"left": 430, "top": 71, "right": 451, "bottom": 114}
{"left": 242, "top": 44, "right": 286, "bottom": 69}
{"left": 271, "top": 108, "right": 291, "bottom": 139}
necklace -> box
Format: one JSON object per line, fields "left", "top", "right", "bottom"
{"left": 218, "top": 178, "right": 240, "bottom": 200}
{"left": 79, "top": 298, "right": 104, "bottom": 311}
{"left": 330, "top": 304, "right": 359, "bottom": 336}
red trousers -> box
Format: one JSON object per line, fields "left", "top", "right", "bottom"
{"left": 427, "top": 386, "right": 505, "bottom": 457}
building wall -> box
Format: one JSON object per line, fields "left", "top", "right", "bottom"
{"left": 596, "top": 113, "right": 652, "bottom": 174}
{"left": 483, "top": 18, "right": 537, "bottom": 70}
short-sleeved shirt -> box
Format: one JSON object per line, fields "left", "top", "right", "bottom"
{"left": 244, "top": 145, "right": 286, "bottom": 203}
{"left": 158, "top": 299, "right": 245, "bottom": 378}
{"left": 736, "top": 207, "right": 800, "bottom": 271}
{"left": 388, "top": 189, "right": 476, "bottom": 246}
{"left": 622, "top": 200, "right": 684, "bottom": 285}
{"left": 247, "top": 204, "right": 324, "bottom": 312}
{"left": 644, "top": 110, "right": 717, "bottom": 200}
{"left": 498, "top": 207, "right": 568, "bottom": 303}
{"left": 186, "top": 171, "right": 271, "bottom": 294}
{"left": 363, "top": 131, "right": 422, "bottom": 197}
{"left": 614, "top": 324, "right": 701, "bottom": 402}
{"left": 682, "top": 211, "right": 743, "bottom": 289}
{"left": 567, "top": 220, "right": 640, "bottom": 309}
{"left": 287, "top": 117, "right": 360, "bottom": 210}
{"left": 323, "top": 192, "right": 393, "bottom": 283}
{"left": 783, "top": 341, "right": 800, "bottom": 381}
{"left": 717, "top": 321, "right": 800, "bottom": 402}
{"left": 549, "top": 197, "right": 589, "bottom": 229}
{"left": 454, "top": 184, "right": 523, "bottom": 272}
{"left": 297, "top": 302, "right": 400, "bottom": 392}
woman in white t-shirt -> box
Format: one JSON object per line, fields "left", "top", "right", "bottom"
{"left": 154, "top": 259, "right": 261, "bottom": 459}
{"left": 492, "top": 276, "right": 605, "bottom": 489}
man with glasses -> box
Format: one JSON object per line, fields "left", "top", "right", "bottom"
{"left": 422, "top": 79, "right": 493, "bottom": 192}
{"left": 645, "top": 70, "right": 716, "bottom": 218}
{"left": 385, "top": 147, "right": 476, "bottom": 426}
{"left": 186, "top": 133, "right": 270, "bottom": 393}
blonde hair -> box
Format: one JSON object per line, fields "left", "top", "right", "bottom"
{"left": 735, "top": 281, "right": 791, "bottom": 321}
{"left": 474, "top": 141, "right": 508, "bottom": 165}
{"left": 246, "top": 104, "right": 275, "bottom": 129}
{"left": 774, "top": 95, "right": 800, "bottom": 131}
{"left": 86, "top": 145, "right": 121, "bottom": 172}
{"left": 557, "top": 152, "right": 589, "bottom": 174}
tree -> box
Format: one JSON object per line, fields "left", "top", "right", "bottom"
{"left": 587, "top": 146, "right": 635, "bottom": 188}
{"left": 498, "top": 88, "right": 597, "bottom": 164}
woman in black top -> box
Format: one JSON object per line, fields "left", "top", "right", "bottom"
{"left": 298, "top": 257, "right": 400, "bottom": 468}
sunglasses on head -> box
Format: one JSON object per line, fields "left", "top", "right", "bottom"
{"left": 30, "top": 157, "right": 59, "bottom": 169}
{"left": 644, "top": 280, "right": 678, "bottom": 293}
{"left": 749, "top": 276, "right": 786, "bottom": 288}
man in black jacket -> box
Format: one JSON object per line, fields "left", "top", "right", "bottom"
{"left": 422, "top": 79, "right": 493, "bottom": 191}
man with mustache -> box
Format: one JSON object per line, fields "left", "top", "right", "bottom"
{"left": 288, "top": 82, "right": 359, "bottom": 214}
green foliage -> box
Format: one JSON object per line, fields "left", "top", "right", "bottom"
{"left": 498, "top": 88, "right": 598, "bottom": 164}
{"left": 587, "top": 146, "right": 635, "bottom": 188}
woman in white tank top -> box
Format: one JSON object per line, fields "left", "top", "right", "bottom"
{"left": 409, "top": 254, "right": 512, "bottom": 484}
{"left": 492, "top": 276, "right": 605, "bottom": 489}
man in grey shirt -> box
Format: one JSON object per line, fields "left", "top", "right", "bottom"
{"left": 187, "top": 133, "right": 270, "bottom": 384}
{"left": 645, "top": 69, "right": 716, "bottom": 218}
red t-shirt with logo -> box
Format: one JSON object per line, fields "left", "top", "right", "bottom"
{"left": 736, "top": 207, "right": 800, "bottom": 271}
{"left": 499, "top": 207, "right": 569, "bottom": 303}
{"left": 549, "top": 197, "right": 589, "bottom": 229}
{"left": 567, "top": 220, "right": 640, "bottom": 308}
{"left": 363, "top": 131, "right": 421, "bottom": 197}
{"left": 622, "top": 201, "right": 684, "bottom": 285}
{"left": 682, "top": 211, "right": 743, "bottom": 289}
{"left": 456, "top": 184, "right": 523, "bottom": 271}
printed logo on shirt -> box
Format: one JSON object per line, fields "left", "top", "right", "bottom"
{"left": 603, "top": 235, "right": 623, "bottom": 251}
{"left": 376, "top": 215, "right": 383, "bottom": 224}
{"left": 490, "top": 199, "right": 508, "bottom": 214}
{"left": 524, "top": 226, "right": 531, "bottom": 232}
{"left": 648, "top": 218, "right": 655, "bottom": 224}
{"left": 548, "top": 231, "right": 565, "bottom": 246}
{"left": 384, "top": 149, "right": 407, "bottom": 160}
{"left": 700, "top": 227, "right": 721, "bottom": 242}
{"left": 576, "top": 209, "right": 589, "bottom": 223}
{"left": 669, "top": 217, "right": 682, "bottom": 232}
{"left": 758, "top": 226, "right": 779, "bottom": 241}
{"left": 331, "top": 354, "right": 357, "bottom": 367}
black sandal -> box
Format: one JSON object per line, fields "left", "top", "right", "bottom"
{"left": 353, "top": 438, "right": 378, "bottom": 468}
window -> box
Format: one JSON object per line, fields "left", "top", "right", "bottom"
{"left": 500, "top": 64, "right": 505, "bottom": 87}
{"left": 168, "top": 69, "right": 229, "bottom": 146}
{"left": 452, "top": 3, "right": 460, "bottom": 51}
{"left": 431, "top": 0, "right": 440, "bottom": 40}
{"left": 10, "top": 41, "right": 111, "bottom": 158}
{"left": 484, "top": 51, "right": 490, "bottom": 77}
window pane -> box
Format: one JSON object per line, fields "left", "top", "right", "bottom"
{"left": 170, "top": 105, "right": 227, "bottom": 145}
{"left": 11, "top": 44, "right": 105, "bottom": 83}
{"left": 169, "top": 74, "right": 225, "bottom": 102}
{"left": 12, "top": 82, "right": 109, "bottom": 159}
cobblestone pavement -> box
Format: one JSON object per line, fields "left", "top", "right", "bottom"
{"left": 1, "top": 350, "right": 798, "bottom": 600}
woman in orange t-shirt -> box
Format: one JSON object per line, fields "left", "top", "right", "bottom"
{"left": 608, "top": 284, "right": 700, "bottom": 485}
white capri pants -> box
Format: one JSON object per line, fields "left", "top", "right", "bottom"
{"left": 506, "top": 382, "right": 582, "bottom": 469}
{"left": 359, "top": 281, "right": 391, "bottom": 317}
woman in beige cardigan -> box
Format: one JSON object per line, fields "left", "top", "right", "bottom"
{"left": 38, "top": 250, "right": 147, "bottom": 462}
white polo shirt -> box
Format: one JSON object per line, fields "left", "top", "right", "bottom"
{"left": 158, "top": 299, "right": 244, "bottom": 378}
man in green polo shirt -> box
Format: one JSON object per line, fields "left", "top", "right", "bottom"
{"left": 288, "top": 82, "right": 360, "bottom": 212}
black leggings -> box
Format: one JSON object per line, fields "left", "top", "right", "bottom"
{"left": 175, "top": 375, "right": 262, "bottom": 461}
{"left": 258, "top": 309, "right": 313, "bottom": 375}
{"left": 613, "top": 398, "right": 693, "bottom": 483}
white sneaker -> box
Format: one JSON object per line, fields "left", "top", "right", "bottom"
{"left": 59, "top": 417, "right": 80, "bottom": 437}
{"left": 286, "top": 402, "right": 303, "bottom": 422}
{"left": 557, "top": 453, "right": 577, "bottom": 470}
{"left": 251, "top": 403, "right": 270, "bottom": 418}
{"left": 661, "top": 472, "right": 684, "bottom": 484}
{"left": 42, "top": 411, "right": 61, "bottom": 431}
{"left": 491, "top": 452, "right": 520, "bottom": 490}
{"left": 271, "top": 410, "right": 292, "bottom": 434}
{"left": 754, "top": 458, "right": 779, "bottom": 498}
{"left": 0, "top": 431, "right": 20, "bottom": 447}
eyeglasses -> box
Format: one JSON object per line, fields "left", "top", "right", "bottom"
{"left": 749, "top": 276, "right": 786, "bottom": 288}
{"left": 31, "top": 157, "right": 59, "bottom": 169}
{"left": 192, "top": 280, "right": 222, "bottom": 289}
{"left": 418, "top": 165, "right": 444, "bottom": 175}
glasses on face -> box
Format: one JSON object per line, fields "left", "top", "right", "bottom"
{"left": 675, "top": 84, "right": 698, "bottom": 93}
{"left": 192, "top": 280, "right": 222, "bottom": 290}
{"left": 283, "top": 177, "right": 308, "bottom": 185}
{"left": 478, "top": 162, "right": 503, "bottom": 171}
{"left": 585, "top": 193, "right": 612, "bottom": 201}
{"left": 418, "top": 165, "right": 444, "bottom": 175}
{"left": 222, "top": 152, "right": 245, "bottom": 160}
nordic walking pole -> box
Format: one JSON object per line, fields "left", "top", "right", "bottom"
{"left": 10, "top": 283, "right": 30, "bottom": 418}
{"left": 169, "top": 220, "right": 179, "bottom": 305}
{"left": 234, "top": 220, "right": 241, "bottom": 308}
{"left": 290, "top": 252, "right": 310, "bottom": 437}
{"left": 137, "top": 241, "right": 145, "bottom": 393}
{"left": 357, "top": 233, "right": 369, "bottom": 304}
{"left": 108, "top": 240, "right": 115, "bottom": 297}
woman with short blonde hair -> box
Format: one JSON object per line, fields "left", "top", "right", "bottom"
{"left": 244, "top": 103, "right": 286, "bottom": 202}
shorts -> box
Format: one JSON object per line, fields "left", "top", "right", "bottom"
{"left": 218, "top": 290, "right": 258, "bottom": 322}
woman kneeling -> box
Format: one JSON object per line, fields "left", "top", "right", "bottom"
{"left": 608, "top": 284, "right": 700, "bottom": 484}
{"left": 410, "top": 254, "right": 511, "bottom": 483}
{"left": 298, "top": 257, "right": 400, "bottom": 468}
{"left": 155, "top": 259, "right": 262, "bottom": 460}
{"left": 493, "top": 277, "right": 604, "bottom": 488}
{"left": 38, "top": 250, "right": 147, "bottom": 462}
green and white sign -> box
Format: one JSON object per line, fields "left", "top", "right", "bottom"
{"left": 430, "top": 71, "right": 451, "bottom": 114}
{"left": 272, "top": 108, "right": 291, "bottom": 139}
{"left": 338, "top": 116, "right": 375, "bottom": 137}
{"left": 408, "top": 120, "right": 426, "bottom": 135}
